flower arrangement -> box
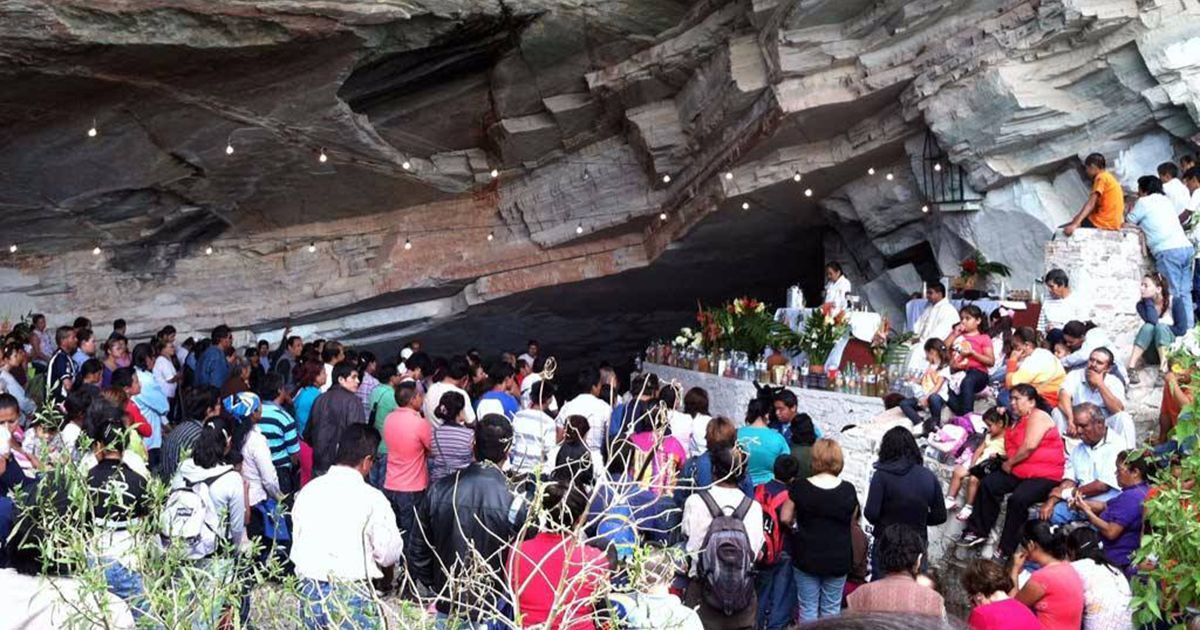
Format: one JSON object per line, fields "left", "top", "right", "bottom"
{"left": 797, "top": 303, "right": 850, "bottom": 366}
{"left": 958, "top": 252, "right": 1011, "bottom": 280}
{"left": 696, "top": 297, "right": 799, "bottom": 357}
{"left": 672, "top": 326, "right": 704, "bottom": 350}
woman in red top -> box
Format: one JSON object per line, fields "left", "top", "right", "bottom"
{"left": 958, "top": 384, "right": 1064, "bottom": 557}
{"left": 509, "top": 482, "right": 609, "bottom": 630}
{"left": 944, "top": 305, "right": 994, "bottom": 416}
{"left": 1010, "top": 521, "right": 1084, "bottom": 630}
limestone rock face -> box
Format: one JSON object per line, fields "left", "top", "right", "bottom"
{"left": 1, "top": 0, "right": 1199, "bottom": 348}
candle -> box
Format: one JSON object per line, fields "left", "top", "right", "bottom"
{"left": 922, "top": 281, "right": 927, "bottom": 297}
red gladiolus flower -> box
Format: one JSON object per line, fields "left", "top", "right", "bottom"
{"left": 962, "top": 259, "right": 978, "bottom": 274}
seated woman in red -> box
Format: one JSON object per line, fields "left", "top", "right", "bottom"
{"left": 508, "top": 482, "right": 609, "bottom": 629}
{"left": 1011, "top": 521, "right": 1084, "bottom": 630}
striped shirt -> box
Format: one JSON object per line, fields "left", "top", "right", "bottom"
{"left": 429, "top": 424, "right": 475, "bottom": 484}
{"left": 259, "top": 402, "right": 300, "bottom": 465}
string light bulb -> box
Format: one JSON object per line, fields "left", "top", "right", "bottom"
{"left": 8, "top": 244, "right": 16, "bottom": 253}
{"left": 724, "top": 172, "right": 734, "bottom": 181}
{"left": 225, "top": 143, "right": 234, "bottom": 156}
{"left": 204, "top": 246, "right": 213, "bottom": 256}
{"left": 867, "top": 167, "right": 875, "bottom": 176}
{"left": 661, "top": 174, "right": 671, "bottom": 184}
{"left": 576, "top": 224, "right": 584, "bottom": 235}
{"left": 921, "top": 204, "right": 930, "bottom": 213}
{"left": 487, "top": 232, "right": 495, "bottom": 242}
{"left": 404, "top": 239, "right": 412, "bottom": 250}
{"left": 793, "top": 172, "right": 802, "bottom": 183}
{"left": 659, "top": 212, "right": 668, "bottom": 220}
{"left": 741, "top": 202, "right": 750, "bottom": 210}
{"left": 402, "top": 160, "right": 412, "bottom": 171}
{"left": 933, "top": 163, "right": 942, "bottom": 172}
{"left": 318, "top": 149, "right": 328, "bottom": 164}
{"left": 307, "top": 242, "right": 316, "bottom": 253}
{"left": 92, "top": 246, "right": 102, "bottom": 256}
{"left": 804, "top": 188, "right": 813, "bottom": 197}
{"left": 87, "top": 119, "right": 97, "bottom": 138}
{"left": 885, "top": 173, "right": 894, "bottom": 181}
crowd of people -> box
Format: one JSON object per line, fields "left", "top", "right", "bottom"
{"left": 0, "top": 150, "right": 1196, "bottom": 630}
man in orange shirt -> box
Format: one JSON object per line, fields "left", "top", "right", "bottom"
{"left": 1065, "top": 153, "right": 1125, "bottom": 236}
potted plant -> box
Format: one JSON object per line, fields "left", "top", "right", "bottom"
{"left": 955, "top": 252, "right": 1011, "bottom": 291}
{"left": 796, "top": 303, "right": 850, "bottom": 373}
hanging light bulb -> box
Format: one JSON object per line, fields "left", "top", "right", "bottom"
{"left": 307, "top": 242, "right": 316, "bottom": 253}
{"left": 661, "top": 174, "right": 671, "bottom": 184}
{"left": 741, "top": 202, "right": 750, "bottom": 210}
{"left": 804, "top": 188, "right": 813, "bottom": 197}
{"left": 793, "top": 172, "right": 802, "bottom": 183}
{"left": 402, "top": 160, "right": 412, "bottom": 171}
{"left": 933, "top": 163, "right": 942, "bottom": 172}
{"left": 8, "top": 244, "right": 16, "bottom": 253}
{"left": 576, "top": 224, "right": 584, "bottom": 235}
{"left": 204, "top": 246, "right": 214, "bottom": 256}
{"left": 921, "top": 204, "right": 930, "bottom": 213}
{"left": 318, "top": 149, "right": 328, "bottom": 163}
{"left": 92, "top": 246, "right": 102, "bottom": 256}
{"left": 867, "top": 167, "right": 875, "bottom": 176}
{"left": 659, "top": 212, "right": 668, "bottom": 220}
{"left": 490, "top": 169, "right": 500, "bottom": 179}
{"left": 225, "top": 142, "right": 234, "bottom": 156}
{"left": 885, "top": 173, "right": 894, "bottom": 181}
{"left": 487, "top": 232, "right": 495, "bottom": 242}
{"left": 582, "top": 168, "right": 591, "bottom": 181}
{"left": 404, "top": 239, "right": 412, "bottom": 250}
{"left": 87, "top": 119, "right": 97, "bottom": 138}
{"left": 724, "top": 172, "right": 734, "bottom": 181}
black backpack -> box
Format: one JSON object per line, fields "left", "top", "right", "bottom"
{"left": 696, "top": 490, "right": 756, "bottom": 615}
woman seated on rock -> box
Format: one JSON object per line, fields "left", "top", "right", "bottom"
{"left": 957, "top": 384, "right": 1064, "bottom": 559}
{"left": 1069, "top": 449, "right": 1152, "bottom": 576}
{"left": 1065, "top": 527, "right": 1134, "bottom": 629}
{"left": 1009, "top": 521, "right": 1084, "bottom": 630}
{"left": 1127, "top": 272, "right": 1174, "bottom": 385}
{"left": 961, "top": 559, "right": 1039, "bottom": 630}
{"left": 1000, "top": 327, "right": 1065, "bottom": 409}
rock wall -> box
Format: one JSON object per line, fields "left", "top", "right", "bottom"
{"left": 0, "top": 1, "right": 1199, "bottom": 345}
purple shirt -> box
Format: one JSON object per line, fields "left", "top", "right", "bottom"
{"left": 1099, "top": 482, "right": 1150, "bottom": 570}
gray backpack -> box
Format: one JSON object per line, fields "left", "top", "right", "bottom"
{"left": 696, "top": 490, "right": 756, "bottom": 615}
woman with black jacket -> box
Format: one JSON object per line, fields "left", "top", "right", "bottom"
{"left": 863, "top": 427, "right": 947, "bottom": 579}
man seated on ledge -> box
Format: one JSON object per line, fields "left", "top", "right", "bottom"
{"left": 1063, "top": 153, "right": 1124, "bottom": 237}
{"left": 905, "top": 283, "right": 959, "bottom": 372}
{"left": 1053, "top": 348, "right": 1134, "bottom": 449}
{"left": 1039, "top": 403, "right": 1123, "bottom": 525}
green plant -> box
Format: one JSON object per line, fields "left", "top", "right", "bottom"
{"left": 697, "top": 297, "right": 800, "bottom": 357}
{"left": 796, "top": 303, "right": 850, "bottom": 365}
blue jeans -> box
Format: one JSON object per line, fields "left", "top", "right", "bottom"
{"left": 298, "top": 578, "right": 379, "bottom": 629}
{"left": 795, "top": 569, "right": 845, "bottom": 621}
{"left": 949, "top": 369, "right": 989, "bottom": 416}
{"left": 899, "top": 396, "right": 944, "bottom": 433}
{"left": 95, "top": 557, "right": 153, "bottom": 622}
{"left": 383, "top": 489, "right": 424, "bottom": 551}
{"left": 1193, "top": 262, "right": 1200, "bottom": 323}
{"left": 367, "top": 455, "right": 387, "bottom": 490}
{"left": 1154, "top": 246, "right": 1195, "bottom": 335}
{"left": 756, "top": 556, "right": 797, "bottom": 630}
{"left": 1050, "top": 502, "right": 1087, "bottom": 525}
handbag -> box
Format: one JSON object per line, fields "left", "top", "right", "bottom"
{"left": 969, "top": 455, "right": 1005, "bottom": 480}
{"left": 253, "top": 498, "right": 291, "bottom": 542}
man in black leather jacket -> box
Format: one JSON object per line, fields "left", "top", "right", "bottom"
{"left": 409, "top": 414, "right": 528, "bottom": 625}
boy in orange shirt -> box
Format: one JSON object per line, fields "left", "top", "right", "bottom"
{"left": 1065, "top": 153, "right": 1125, "bottom": 236}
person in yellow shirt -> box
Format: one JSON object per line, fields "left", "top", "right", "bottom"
{"left": 1064, "top": 153, "right": 1125, "bottom": 236}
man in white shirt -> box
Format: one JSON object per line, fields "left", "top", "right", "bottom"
{"left": 1038, "top": 269, "right": 1087, "bottom": 337}
{"left": 422, "top": 355, "right": 476, "bottom": 425}
{"left": 1127, "top": 175, "right": 1196, "bottom": 331}
{"left": 1160, "top": 162, "right": 1190, "bottom": 213}
{"left": 1053, "top": 348, "right": 1133, "bottom": 447}
{"left": 509, "top": 380, "right": 560, "bottom": 476}
{"left": 517, "top": 339, "right": 540, "bottom": 368}
{"left": 905, "top": 283, "right": 960, "bottom": 371}
{"left": 1182, "top": 166, "right": 1200, "bottom": 323}
{"left": 557, "top": 367, "right": 613, "bottom": 454}
{"left": 291, "top": 424, "right": 404, "bottom": 628}
{"left": 319, "top": 341, "right": 344, "bottom": 394}
{"left": 1039, "top": 403, "right": 1124, "bottom": 525}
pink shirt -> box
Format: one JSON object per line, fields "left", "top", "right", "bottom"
{"left": 383, "top": 407, "right": 432, "bottom": 492}
{"left": 628, "top": 433, "right": 687, "bottom": 494}
{"left": 968, "top": 598, "right": 1040, "bottom": 630}
{"left": 956, "top": 333, "right": 992, "bottom": 371}
{"left": 508, "top": 533, "right": 608, "bottom": 630}
{"left": 1028, "top": 562, "right": 1085, "bottom": 630}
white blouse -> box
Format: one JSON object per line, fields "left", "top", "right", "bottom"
{"left": 152, "top": 356, "right": 178, "bottom": 399}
